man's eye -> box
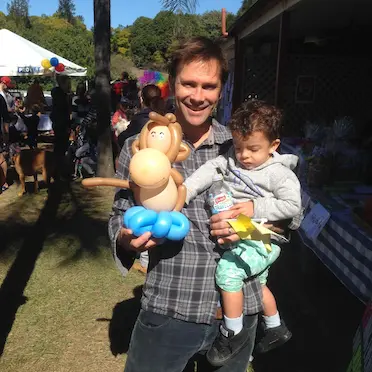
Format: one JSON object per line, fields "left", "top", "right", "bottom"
{"left": 159, "top": 132, "right": 165, "bottom": 139}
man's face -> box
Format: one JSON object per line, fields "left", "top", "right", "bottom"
{"left": 172, "top": 59, "right": 222, "bottom": 127}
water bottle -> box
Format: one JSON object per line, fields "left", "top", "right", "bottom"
{"left": 208, "top": 174, "right": 234, "bottom": 214}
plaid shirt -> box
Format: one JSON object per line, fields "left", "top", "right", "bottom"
{"left": 108, "top": 119, "right": 263, "bottom": 324}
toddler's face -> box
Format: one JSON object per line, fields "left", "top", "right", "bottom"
{"left": 233, "top": 131, "right": 280, "bottom": 170}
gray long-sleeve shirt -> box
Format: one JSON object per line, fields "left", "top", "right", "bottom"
{"left": 184, "top": 148, "right": 302, "bottom": 222}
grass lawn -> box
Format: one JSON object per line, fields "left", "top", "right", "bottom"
{"left": 0, "top": 181, "right": 144, "bottom": 372}
{"left": 1, "top": 175, "right": 362, "bottom": 372}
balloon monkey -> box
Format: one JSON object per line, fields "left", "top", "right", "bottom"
{"left": 82, "top": 112, "right": 191, "bottom": 240}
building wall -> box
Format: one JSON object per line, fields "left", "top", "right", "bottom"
{"left": 242, "top": 49, "right": 372, "bottom": 136}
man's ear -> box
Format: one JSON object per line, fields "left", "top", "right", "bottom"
{"left": 270, "top": 139, "right": 281, "bottom": 154}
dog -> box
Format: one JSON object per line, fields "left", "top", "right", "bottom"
{"left": 13, "top": 148, "right": 55, "bottom": 196}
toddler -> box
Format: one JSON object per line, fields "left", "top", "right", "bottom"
{"left": 184, "top": 101, "right": 301, "bottom": 366}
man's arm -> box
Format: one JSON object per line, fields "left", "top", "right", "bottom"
{"left": 183, "top": 154, "right": 228, "bottom": 203}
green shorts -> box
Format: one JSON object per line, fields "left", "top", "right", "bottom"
{"left": 215, "top": 240, "right": 281, "bottom": 292}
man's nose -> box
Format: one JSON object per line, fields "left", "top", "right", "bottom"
{"left": 190, "top": 87, "right": 204, "bottom": 104}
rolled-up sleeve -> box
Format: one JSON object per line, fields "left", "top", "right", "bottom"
{"left": 108, "top": 137, "right": 137, "bottom": 276}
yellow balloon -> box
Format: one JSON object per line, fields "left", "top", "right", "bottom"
{"left": 41, "top": 59, "right": 51, "bottom": 69}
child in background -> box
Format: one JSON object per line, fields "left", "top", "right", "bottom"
{"left": 184, "top": 101, "right": 302, "bottom": 366}
{"left": 112, "top": 97, "right": 131, "bottom": 139}
{"left": 19, "top": 104, "right": 41, "bottom": 149}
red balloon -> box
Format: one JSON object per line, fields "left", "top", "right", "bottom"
{"left": 55, "top": 63, "right": 65, "bottom": 72}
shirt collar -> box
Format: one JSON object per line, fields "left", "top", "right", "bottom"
{"left": 206, "top": 118, "right": 232, "bottom": 145}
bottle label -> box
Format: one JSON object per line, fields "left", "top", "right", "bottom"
{"left": 209, "top": 192, "right": 234, "bottom": 214}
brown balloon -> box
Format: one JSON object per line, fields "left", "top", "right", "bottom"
{"left": 82, "top": 112, "right": 191, "bottom": 212}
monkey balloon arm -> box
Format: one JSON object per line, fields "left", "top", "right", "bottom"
{"left": 82, "top": 177, "right": 132, "bottom": 189}
{"left": 170, "top": 168, "right": 184, "bottom": 185}
{"left": 173, "top": 184, "right": 187, "bottom": 212}
{"left": 131, "top": 139, "right": 140, "bottom": 154}
{"left": 175, "top": 143, "right": 191, "bottom": 163}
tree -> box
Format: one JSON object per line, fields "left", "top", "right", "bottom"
{"left": 161, "top": 0, "right": 198, "bottom": 13}
{"left": 56, "top": 0, "right": 76, "bottom": 24}
{"left": 94, "top": 0, "right": 114, "bottom": 177}
{"left": 129, "top": 16, "right": 156, "bottom": 67}
{"left": 237, "top": 0, "right": 258, "bottom": 17}
{"left": 7, "top": 0, "right": 30, "bottom": 27}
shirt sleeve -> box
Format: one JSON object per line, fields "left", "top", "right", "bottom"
{"left": 183, "top": 154, "right": 228, "bottom": 204}
{"left": 0, "top": 96, "right": 11, "bottom": 123}
{"left": 253, "top": 168, "right": 302, "bottom": 221}
{"left": 107, "top": 137, "right": 137, "bottom": 276}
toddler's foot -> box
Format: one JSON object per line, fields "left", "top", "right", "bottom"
{"left": 255, "top": 321, "right": 292, "bottom": 354}
{"left": 207, "top": 323, "right": 251, "bottom": 367}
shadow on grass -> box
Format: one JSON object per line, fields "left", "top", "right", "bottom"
{"left": 252, "top": 232, "right": 365, "bottom": 372}
{"left": 0, "top": 181, "right": 114, "bottom": 357}
{"left": 106, "top": 285, "right": 143, "bottom": 356}
{"left": 0, "top": 183, "right": 63, "bottom": 357}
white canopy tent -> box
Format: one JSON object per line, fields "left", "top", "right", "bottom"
{"left": 0, "top": 29, "right": 87, "bottom": 77}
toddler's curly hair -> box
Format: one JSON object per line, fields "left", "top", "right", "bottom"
{"left": 229, "top": 101, "right": 282, "bottom": 142}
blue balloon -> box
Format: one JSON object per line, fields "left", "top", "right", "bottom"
{"left": 50, "top": 57, "right": 59, "bottom": 67}
{"left": 123, "top": 206, "right": 190, "bottom": 241}
{"left": 123, "top": 206, "right": 145, "bottom": 228}
{"left": 152, "top": 211, "right": 172, "bottom": 238}
{"left": 127, "top": 209, "right": 157, "bottom": 237}
{"left": 167, "top": 211, "right": 190, "bottom": 241}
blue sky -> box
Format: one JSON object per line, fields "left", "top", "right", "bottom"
{"left": 0, "top": 0, "right": 243, "bottom": 29}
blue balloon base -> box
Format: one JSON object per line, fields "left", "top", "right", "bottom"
{"left": 123, "top": 206, "right": 190, "bottom": 241}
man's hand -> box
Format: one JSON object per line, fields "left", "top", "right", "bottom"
{"left": 117, "top": 228, "right": 165, "bottom": 253}
{"left": 210, "top": 209, "right": 240, "bottom": 245}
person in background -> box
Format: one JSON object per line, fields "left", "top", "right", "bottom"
{"left": 19, "top": 104, "right": 41, "bottom": 149}
{"left": 51, "top": 74, "right": 72, "bottom": 180}
{"left": 25, "top": 78, "right": 46, "bottom": 112}
{"left": 111, "top": 71, "right": 129, "bottom": 111}
{"left": 117, "top": 84, "right": 164, "bottom": 148}
{"left": 72, "top": 82, "right": 91, "bottom": 125}
{"left": 0, "top": 150, "right": 8, "bottom": 193}
{"left": 112, "top": 97, "right": 130, "bottom": 138}
{"left": 0, "top": 78, "right": 12, "bottom": 146}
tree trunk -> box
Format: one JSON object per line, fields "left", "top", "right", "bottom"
{"left": 94, "top": 0, "right": 114, "bottom": 177}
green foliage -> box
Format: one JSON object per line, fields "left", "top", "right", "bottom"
{"left": 0, "top": 2, "right": 240, "bottom": 85}
{"left": 237, "top": 0, "right": 259, "bottom": 18}
{"left": 111, "top": 25, "right": 131, "bottom": 57}
{"left": 56, "top": 0, "right": 76, "bottom": 24}
{"left": 7, "top": 0, "right": 30, "bottom": 27}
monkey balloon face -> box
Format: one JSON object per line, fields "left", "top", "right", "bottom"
{"left": 147, "top": 124, "right": 172, "bottom": 153}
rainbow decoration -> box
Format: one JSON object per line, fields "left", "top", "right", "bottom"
{"left": 138, "top": 70, "right": 169, "bottom": 99}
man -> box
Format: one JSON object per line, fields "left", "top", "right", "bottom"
{"left": 108, "top": 37, "right": 262, "bottom": 372}
{"left": 0, "top": 77, "right": 12, "bottom": 145}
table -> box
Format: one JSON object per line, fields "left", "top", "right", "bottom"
{"left": 280, "top": 140, "right": 372, "bottom": 304}
{"left": 299, "top": 195, "right": 372, "bottom": 304}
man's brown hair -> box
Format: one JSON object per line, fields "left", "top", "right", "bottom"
{"left": 168, "top": 37, "right": 228, "bottom": 84}
{"left": 229, "top": 101, "right": 282, "bottom": 142}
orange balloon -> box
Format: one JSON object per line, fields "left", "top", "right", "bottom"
{"left": 129, "top": 148, "right": 171, "bottom": 189}
{"left": 139, "top": 177, "right": 178, "bottom": 212}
